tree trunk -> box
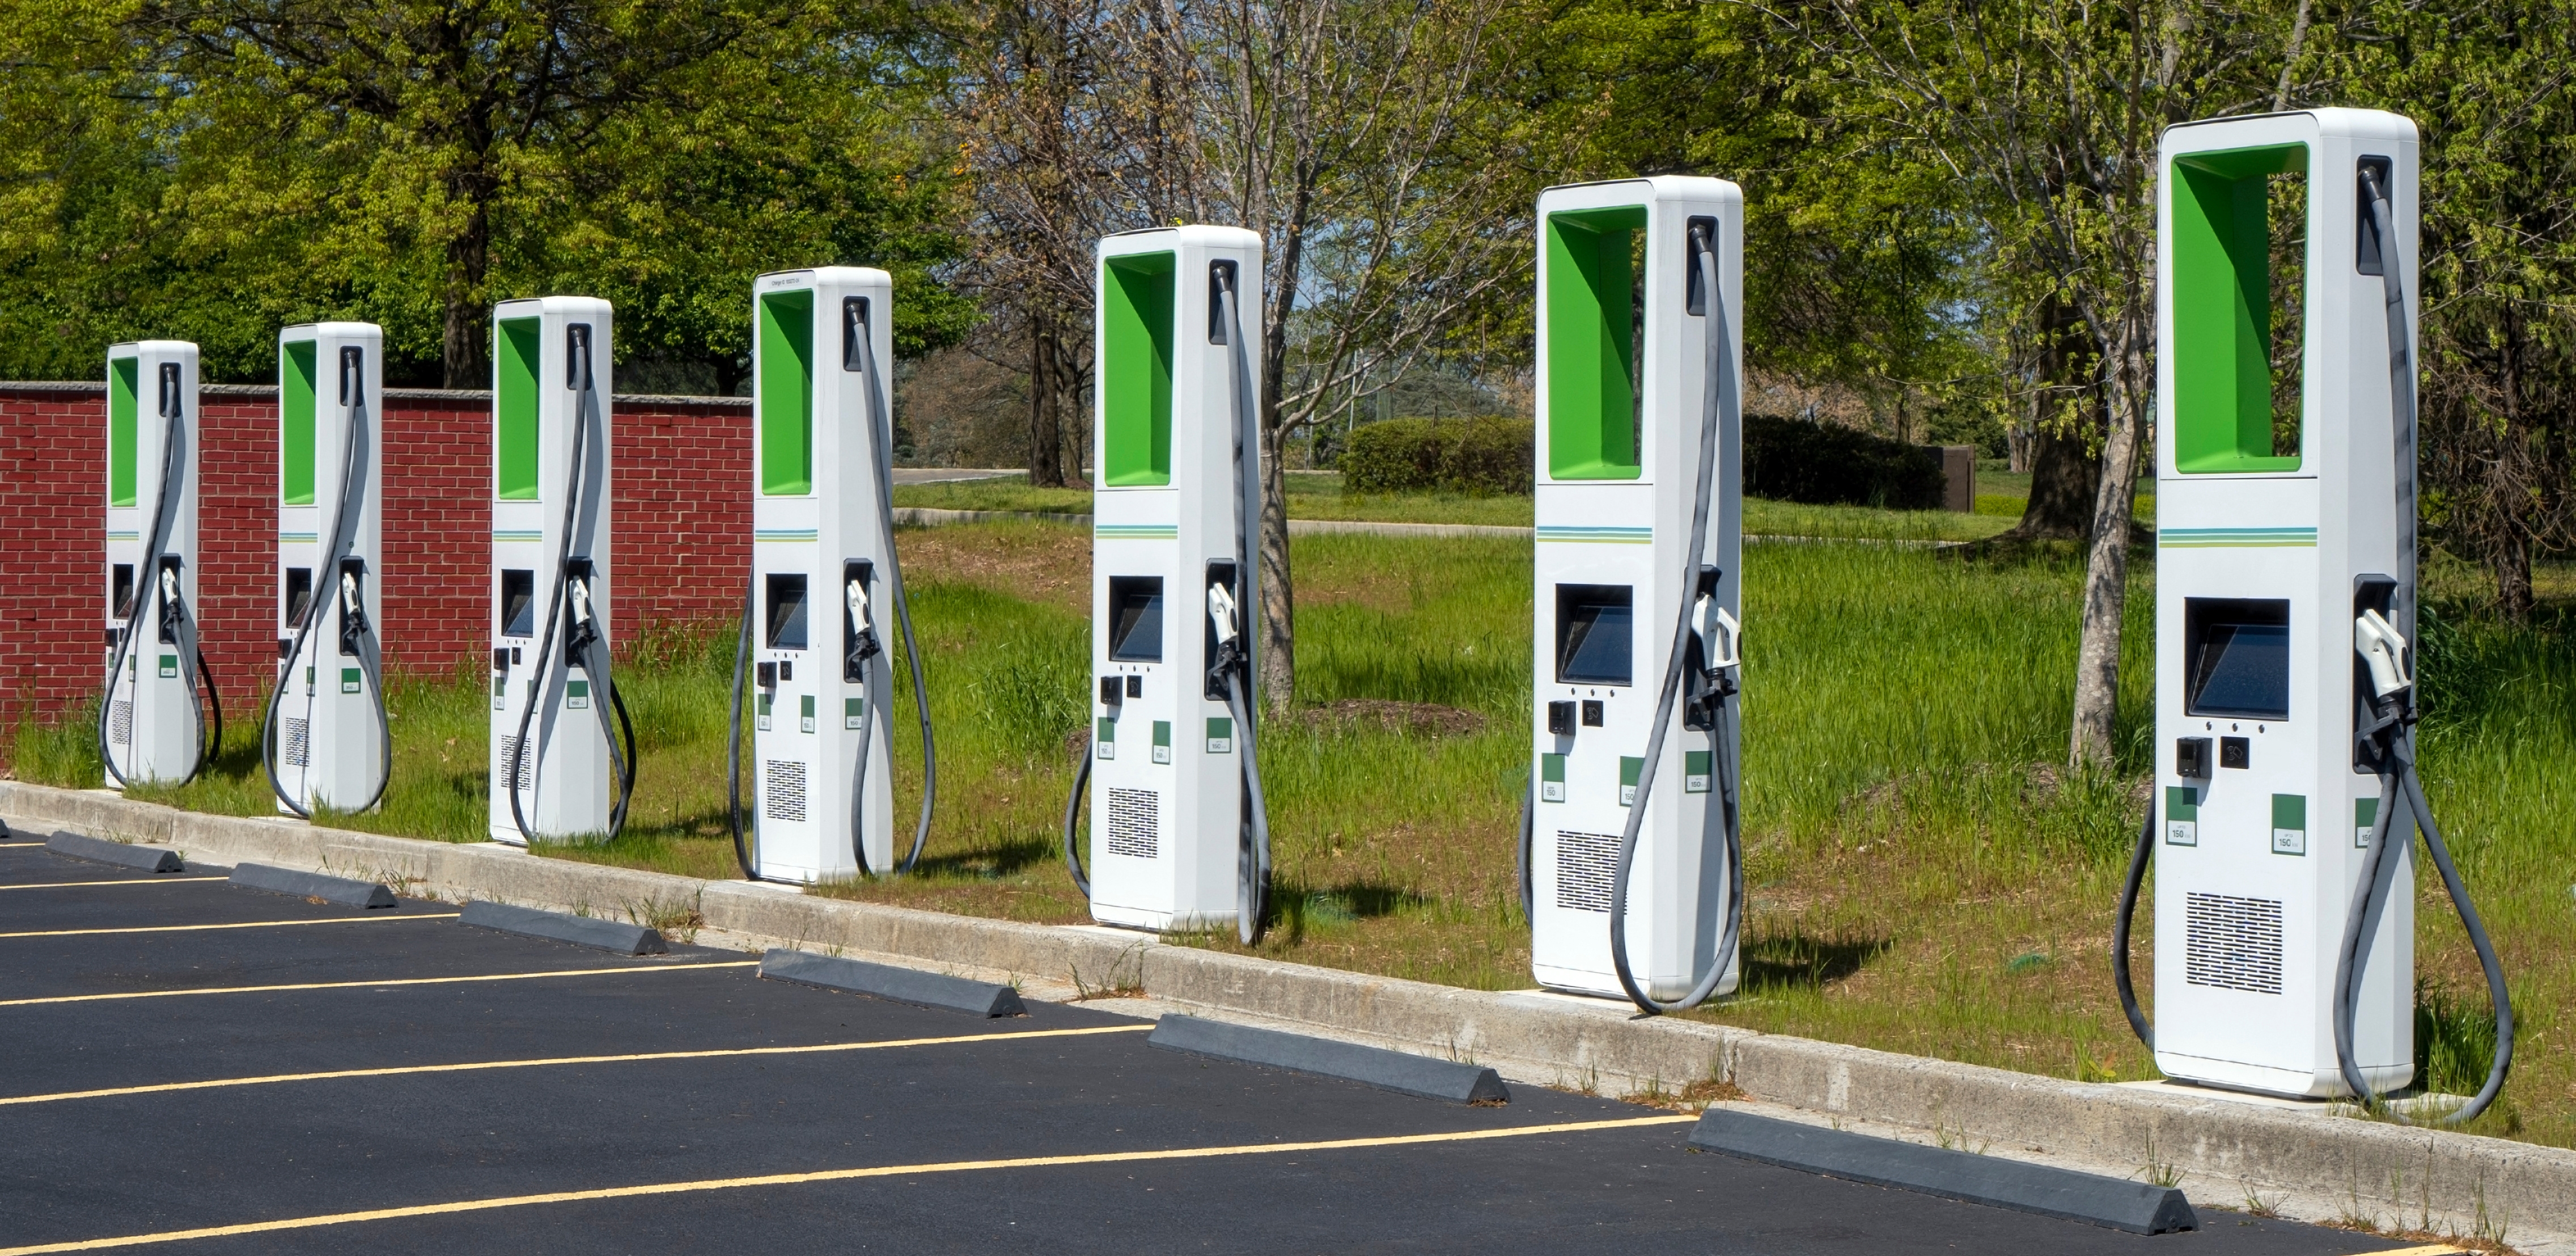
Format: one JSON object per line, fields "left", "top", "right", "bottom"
{"left": 1028, "top": 307, "right": 1066, "bottom": 487}
{"left": 439, "top": 198, "right": 491, "bottom": 389}
{"left": 2493, "top": 527, "right": 2535, "bottom": 622}
{"left": 2069, "top": 316, "right": 2151, "bottom": 766}
{"left": 2005, "top": 294, "right": 2098, "bottom": 539}
{"left": 1256, "top": 418, "right": 1295, "bottom": 718}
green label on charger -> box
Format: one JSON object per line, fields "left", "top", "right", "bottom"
{"left": 845, "top": 697, "right": 864, "bottom": 730}
{"left": 1096, "top": 717, "right": 1115, "bottom": 758}
{"left": 2271, "top": 793, "right": 2306, "bottom": 856}
{"left": 1206, "top": 717, "right": 1234, "bottom": 754}
{"left": 1619, "top": 756, "right": 1642, "bottom": 806}
{"left": 1684, "top": 750, "right": 1711, "bottom": 794}
{"left": 159, "top": 653, "right": 178, "bottom": 679}
{"left": 341, "top": 667, "right": 361, "bottom": 693}
{"left": 567, "top": 678, "right": 589, "bottom": 709}
{"left": 2355, "top": 796, "right": 2377, "bottom": 848}
{"left": 2165, "top": 785, "right": 2198, "bottom": 846}
{"left": 1539, "top": 753, "right": 1565, "bottom": 803}
{"left": 1152, "top": 720, "right": 1172, "bottom": 764}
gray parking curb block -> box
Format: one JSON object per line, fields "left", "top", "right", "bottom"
{"left": 1690, "top": 1107, "right": 2197, "bottom": 1235}
{"left": 1149, "top": 1013, "right": 1509, "bottom": 1105}
{"left": 460, "top": 900, "right": 667, "bottom": 954}
{"left": 759, "top": 948, "right": 1026, "bottom": 1017}
{"left": 9, "top": 781, "right": 2574, "bottom": 1247}
{"left": 45, "top": 831, "right": 182, "bottom": 873}
{"left": 229, "top": 862, "right": 396, "bottom": 908}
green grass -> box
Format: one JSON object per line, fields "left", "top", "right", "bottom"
{"left": 897, "top": 472, "right": 2014, "bottom": 539}
{"left": 8, "top": 519, "right": 2565, "bottom": 1145}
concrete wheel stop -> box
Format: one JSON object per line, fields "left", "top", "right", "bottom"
{"left": 1149, "top": 1014, "right": 1509, "bottom": 1105}
{"left": 759, "top": 948, "right": 1027, "bottom": 1017}
{"left": 460, "top": 900, "right": 667, "bottom": 954}
{"left": 46, "top": 831, "right": 184, "bottom": 873}
{"left": 1688, "top": 1107, "right": 2197, "bottom": 1235}
{"left": 230, "top": 862, "right": 397, "bottom": 908}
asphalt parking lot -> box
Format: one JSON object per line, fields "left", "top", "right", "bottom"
{"left": 0, "top": 827, "right": 2437, "bottom": 1254}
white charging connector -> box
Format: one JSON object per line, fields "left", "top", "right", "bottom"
{"left": 847, "top": 577, "right": 871, "bottom": 636}
{"left": 1208, "top": 581, "right": 1240, "bottom": 648}
{"left": 160, "top": 566, "right": 180, "bottom": 608}
{"left": 2355, "top": 608, "right": 2412, "bottom": 699}
{"left": 1692, "top": 594, "right": 1741, "bottom": 670}
{"left": 568, "top": 576, "right": 593, "bottom": 630}
{"left": 341, "top": 570, "right": 361, "bottom": 619}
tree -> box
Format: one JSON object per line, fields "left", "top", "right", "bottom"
{"left": 2320, "top": 0, "right": 2576, "bottom": 619}
{"left": 1799, "top": 0, "right": 2295, "bottom": 764}
{"left": 960, "top": 0, "right": 1535, "bottom": 713}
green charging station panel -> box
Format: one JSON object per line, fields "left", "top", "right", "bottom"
{"left": 495, "top": 316, "right": 543, "bottom": 500}
{"left": 281, "top": 339, "right": 318, "bottom": 506}
{"left": 2170, "top": 142, "right": 2307, "bottom": 476}
{"left": 1101, "top": 251, "right": 1175, "bottom": 487}
{"left": 109, "top": 356, "right": 139, "bottom": 508}
{"left": 758, "top": 288, "right": 814, "bottom": 496}
{"left": 1545, "top": 205, "right": 1647, "bottom": 481}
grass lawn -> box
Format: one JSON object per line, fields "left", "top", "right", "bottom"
{"left": 896, "top": 471, "right": 2014, "bottom": 540}
{"left": 11, "top": 521, "right": 2565, "bottom": 1147}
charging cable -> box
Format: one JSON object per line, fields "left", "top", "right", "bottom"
{"left": 100, "top": 364, "right": 218, "bottom": 786}
{"left": 1211, "top": 263, "right": 1273, "bottom": 945}
{"left": 262, "top": 347, "right": 390, "bottom": 815}
{"left": 508, "top": 325, "right": 637, "bottom": 843}
{"left": 1605, "top": 219, "right": 1745, "bottom": 1015}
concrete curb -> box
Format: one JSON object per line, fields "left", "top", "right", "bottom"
{"left": 5, "top": 779, "right": 2567, "bottom": 1249}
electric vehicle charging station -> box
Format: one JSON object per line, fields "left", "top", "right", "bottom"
{"left": 1526, "top": 177, "right": 1745, "bottom": 1013}
{"left": 488, "top": 297, "right": 635, "bottom": 844}
{"left": 1062, "top": 225, "right": 1273, "bottom": 940}
{"left": 2115, "top": 109, "right": 2511, "bottom": 1120}
{"left": 727, "top": 267, "right": 936, "bottom": 883}
{"left": 100, "top": 340, "right": 215, "bottom": 788}
{"left": 262, "top": 322, "right": 389, "bottom": 815}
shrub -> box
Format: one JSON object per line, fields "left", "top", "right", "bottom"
{"left": 1743, "top": 414, "right": 1945, "bottom": 510}
{"left": 1340, "top": 416, "right": 1533, "bottom": 496}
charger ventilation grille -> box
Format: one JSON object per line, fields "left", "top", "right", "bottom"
{"left": 109, "top": 700, "right": 132, "bottom": 746}
{"left": 281, "top": 717, "right": 309, "bottom": 767}
{"left": 1106, "top": 788, "right": 1159, "bottom": 859}
{"left": 2185, "top": 892, "right": 2285, "bottom": 995}
{"left": 496, "top": 735, "right": 533, "bottom": 792}
{"left": 1554, "top": 830, "right": 1621, "bottom": 913}
{"left": 764, "top": 759, "right": 808, "bottom": 823}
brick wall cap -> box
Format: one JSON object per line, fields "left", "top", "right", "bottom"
{"left": 1, "top": 380, "right": 748, "bottom": 411}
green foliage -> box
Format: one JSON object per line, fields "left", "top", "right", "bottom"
{"left": 1744, "top": 415, "right": 1945, "bottom": 510}
{"left": 0, "top": 0, "right": 971, "bottom": 386}
{"left": 1339, "top": 417, "right": 1533, "bottom": 496}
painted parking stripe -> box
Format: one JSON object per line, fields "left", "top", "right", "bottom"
{"left": 0, "top": 878, "right": 227, "bottom": 891}
{"left": 0, "top": 914, "right": 458, "bottom": 940}
{"left": 0, "top": 1024, "right": 1153, "bottom": 1107}
{"left": 0, "top": 961, "right": 760, "bottom": 1009}
{"left": 0, "top": 1114, "right": 1697, "bottom": 1254}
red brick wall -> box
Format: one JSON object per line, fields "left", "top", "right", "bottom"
{"left": 2, "top": 382, "right": 751, "bottom": 720}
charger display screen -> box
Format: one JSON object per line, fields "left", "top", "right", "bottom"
{"left": 2185, "top": 597, "right": 2290, "bottom": 720}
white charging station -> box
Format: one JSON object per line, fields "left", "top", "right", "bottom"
{"left": 729, "top": 267, "right": 935, "bottom": 882}
{"left": 100, "top": 340, "right": 213, "bottom": 788}
{"left": 1527, "top": 177, "right": 1745, "bottom": 1011}
{"left": 489, "top": 297, "right": 632, "bottom": 844}
{"left": 264, "top": 322, "right": 389, "bottom": 814}
{"left": 2119, "top": 110, "right": 2509, "bottom": 1119}
{"left": 1064, "top": 225, "right": 1271, "bottom": 937}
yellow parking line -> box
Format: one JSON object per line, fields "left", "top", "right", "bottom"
{"left": 0, "top": 960, "right": 759, "bottom": 1008}
{"left": 0, "top": 1024, "right": 1151, "bottom": 1107}
{"left": 0, "top": 879, "right": 226, "bottom": 891}
{"left": 0, "top": 1113, "right": 1697, "bottom": 1253}
{"left": 0, "top": 914, "right": 457, "bottom": 940}
{"left": 2366, "top": 1247, "right": 2468, "bottom": 1255}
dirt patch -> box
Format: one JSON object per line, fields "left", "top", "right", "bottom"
{"left": 898, "top": 522, "right": 1090, "bottom": 613}
{"left": 1289, "top": 699, "right": 1484, "bottom": 738}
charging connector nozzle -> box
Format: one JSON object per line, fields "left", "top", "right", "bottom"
{"left": 2356, "top": 608, "right": 2412, "bottom": 700}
